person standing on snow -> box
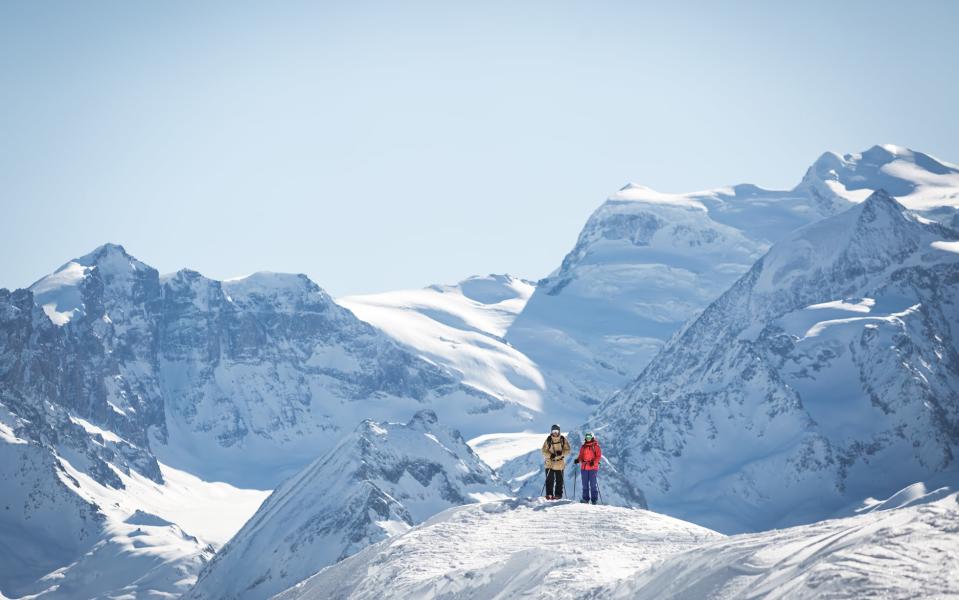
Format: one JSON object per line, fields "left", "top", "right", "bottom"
{"left": 574, "top": 432, "right": 602, "bottom": 504}
{"left": 541, "top": 424, "right": 570, "bottom": 500}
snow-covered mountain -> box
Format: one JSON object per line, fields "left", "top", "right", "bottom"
{"left": 588, "top": 190, "right": 959, "bottom": 533}
{"left": 186, "top": 410, "right": 510, "bottom": 600}
{"left": 276, "top": 485, "right": 959, "bottom": 600}
{"left": 333, "top": 145, "right": 959, "bottom": 436}
{"left": 0, "top": 244, "right": 521, "bottom": 598}
{"left": 0, "top": 388, "right": 265, "bottom": 598}
{"left": 339, "top": 275, "right": 542, "bottom": 421}
{"left": 505, "top": 145, "right": 959, "bottom": 423}
{"left": 4, "top": 144, "right": 958, "bottom": 598}
{"left": 17, "top": 243, "right": 521, "bottom": 488}
{"left": 797, "top": 144, "right": 959, "bottom": 217}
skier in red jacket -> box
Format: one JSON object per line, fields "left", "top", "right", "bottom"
{"left": 573, "top": 432, "right": 602, "bottom": 504}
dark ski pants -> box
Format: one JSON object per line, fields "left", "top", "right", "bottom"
{"left": 581, "top": 469, "right": 598, "bottom": 502}
{"left": 545, "top": 468, "right": 564, "bottom": 498}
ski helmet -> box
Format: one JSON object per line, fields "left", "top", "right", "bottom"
{"left": 551, "top": 424, "right": 561, "bottom": 433}
{"left": 584, "top": 432, "right": 594, "bottom": 441}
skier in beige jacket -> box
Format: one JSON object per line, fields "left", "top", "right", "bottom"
{"left": 540, "top": 424, "right": 571, "bottom": 499}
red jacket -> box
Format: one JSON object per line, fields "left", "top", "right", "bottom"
{"left": 577, "top": 440, "right": 602, "bottom": 470}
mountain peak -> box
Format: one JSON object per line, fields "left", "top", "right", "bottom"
{"left": 799, "top": 144, "right": 959, "bottom": 210}
{"left": 221, "top": 272, "right": 333, "bottom": 310}
{"left": 29, "top": 243, "right": 156, "bottom": 325}
{"left": 73, "top": 242, "right": 153, "bottom": 274}
{"left": 859, "top": 187, "right": 903, "bottom": 212}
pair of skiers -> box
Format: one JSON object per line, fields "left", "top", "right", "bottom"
{"left": 540, "top": 425, "right": 602, "bottom": 504}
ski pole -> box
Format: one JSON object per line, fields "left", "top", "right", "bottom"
{"left": 572, "top": 465, "right": 579, "bottom": 502}
{"left": 540, "top": 468, "right": 548, "bottom": 498}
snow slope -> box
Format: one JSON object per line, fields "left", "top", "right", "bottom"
{"left": 1, "top": 244, "right": 522, "bottom": 598}
{"left": 14, "top": 244, "right": 521, "bottom": 490}
{"left": 339, "top": 275, "right": 542, "bottom": 418}
{"left": 276, "top": 488, "right": 959, "bottom": 600}
{"left": 797, "top": 144, "right": 959, "bottom": 214}
{"left": 589, "top": 190, "right": 959, "bottom": 533}
{"left": 274, "top": 498, "right": 720, "bottom": 600}
{"left": 0, "top": 406, "right": 264, "bottom": 599}
{"left": 466, "top": 431, "right": 546, "bottom": 470}
{"left": 505, "top": 145, "right": 959, "bottom": 426}
{"left": 186, "top": 410, "right": 511, "bottom": 600}
{"left": 609, "top": 491, "right": 959, "bottom": 599}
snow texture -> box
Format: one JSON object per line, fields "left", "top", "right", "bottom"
{"left": 273, "top": 498, "right": 720, "bottom": 600}
{"left": 277, "top": 484, "right": 959, "bottom": 600}
{"left": 590, "top": 190, "right": 959, "bottom": 533}
{"left": 185, "top": 411, "right": 510, "bottom": 600}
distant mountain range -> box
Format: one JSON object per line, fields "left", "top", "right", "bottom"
{"left": 2, "top": 144, "right": 958, "bottom": 598}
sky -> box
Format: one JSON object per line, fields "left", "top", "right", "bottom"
{"left": 2, "top": 1, "right": 958, "bottom": 296}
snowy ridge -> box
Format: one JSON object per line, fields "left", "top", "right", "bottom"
{"left": 273, "top": 491, "right": 959, "bottom": 600}
{"left": 186, "top": 410, "right": 510, "bottom": 600}
{"left": 590, "top": 190, "right": 959, "bottom": 533}
{"left": 798, "top": 144, "right": 959, "bottom": 213}
{"left": 504, "top": 144, "right": 959, "bottom": 429}
{"left": 606, "top": 491, "right": 959, "bottom": 599}
{"left": 3, "top": 144, "right": 959, "bottom": 598}
{"left": 273, "top": 499, "right": 720, "bottom": 600}
{"left": 0, "top": 400, "right": 265, "bottom": 598}
{"left": 0, "top": 244, "right": 521, "bottom": 598}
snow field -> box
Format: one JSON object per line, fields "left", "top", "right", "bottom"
{"left": 274, "top": 499, "right": 720, "bottom": 599}
{"left": 610, "top": 492, "right": 959, "bottom": 599}
{"left": 467, "top": 432, "right": 548, "bottom": 469}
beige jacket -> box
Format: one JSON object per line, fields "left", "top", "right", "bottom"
{"left": 541, "top": 433, "right": 571, "bottom": 470}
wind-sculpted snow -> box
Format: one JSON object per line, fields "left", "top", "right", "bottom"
{"left": 590, "top": 190, "right": 959, "bottom": 533}
{"left": 273, "top": 488, "right": 959, "bottom": 599}
{"left": 273, "top": 499, "right": 720, "bottom": 600}
{"left": 186, "top": 411, "right": 510, "bottom": 600}
{"left": 606, "top": 491, "right": 959, "bottom": 599}
{"left": 339, "top": 275, "right": 542, "bottom": 422}
{"left": 798, "top": 144, "right": 959, "bottom": 214}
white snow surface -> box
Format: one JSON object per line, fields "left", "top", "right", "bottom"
{"left": 276, "top": 489, "right": 959, "bottom": 599}
{"left": 504, "top": 144, "right": 959, "bottom": 430}
{"left": 185, "top": 410, "right": 511, "bottom": 600}
{"left": 0, "top": 422, "right": 267, "bottom": 599}
{"left": 608, "top": 492, "right": 959, "bottom": 599}
{"left": 588, "top": 190, "right": 959, "bottom": 533}
{"left": 800, "top": 144, "right": 959, "bottom": 212}
{"left": 339, "top": 274, "right": 543, "bottom": 416}
{"left": 466, "top": 431, "right": 547, "bottom": 469}
{"left": 273, "top": 499, "right": 720, "bottom": 600}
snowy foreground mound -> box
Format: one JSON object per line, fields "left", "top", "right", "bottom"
{"left": 613, "top": 490, "right": 959, "bottom": 599}
{"left": 274, "top": 499, "right": 719, "bottom": 600}
{"left": 276, "top": 492, "right": 959, "bottom": 600}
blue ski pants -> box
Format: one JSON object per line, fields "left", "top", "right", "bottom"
{"left": 581, "top": 469, "right": 598, "bottom": 502}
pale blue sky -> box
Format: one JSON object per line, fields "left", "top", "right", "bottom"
{"left": 2, "top": 1, "right": 957, "bottom": 295}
